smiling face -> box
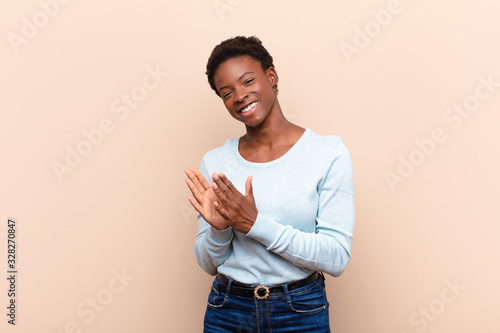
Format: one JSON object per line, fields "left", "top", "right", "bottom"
{"left": 213, "top": 55, "right": 279, "bottom": 127}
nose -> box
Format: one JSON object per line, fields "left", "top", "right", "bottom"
{"left": 234, "top": 87, "right": 248, "bottom": 103}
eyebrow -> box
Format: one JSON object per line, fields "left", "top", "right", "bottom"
{"left": 218, "top": 71, "right": 255, "bottom": 93}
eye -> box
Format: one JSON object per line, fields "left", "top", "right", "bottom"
{"left": 244, "top": 78, "right": 255, "bottom": 85}
{"left": 222, "top": 91, "right": 232, "bottom": 98}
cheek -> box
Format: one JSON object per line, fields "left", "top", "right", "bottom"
{"left": 257, "top": 89, "right": 272, "bottom": 108}
{"left": 222, "top": 99, "right": 233, "bottom": 111}
{"left": 256, "top": 82, "right": 273, "bottom": 100}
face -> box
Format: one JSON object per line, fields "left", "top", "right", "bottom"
{"left": 213, "top": 55, "right": 279, "bottom": 127}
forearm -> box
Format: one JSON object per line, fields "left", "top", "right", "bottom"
{"left": 194, "top": 222, "right": 234, "bottom": 275}
{"left": 247, "top": 213, "right": 353, "bottom": 277}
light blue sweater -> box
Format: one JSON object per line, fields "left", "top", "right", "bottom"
{"left": 194, "top": 128, "right": 355, "bottom": 285}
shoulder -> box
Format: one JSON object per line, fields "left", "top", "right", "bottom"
{"left": 201, "top": 137, "right": 239, "bottom": 163}
{"left": 304, "top": 130, "right": 354, "bottom": 187}
{"left": 303, "top": 129, "right": 349, "bottom": 158}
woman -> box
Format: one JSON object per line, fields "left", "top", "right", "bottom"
{"left": 185, "top": 36, "right": 355, "bottom": 332}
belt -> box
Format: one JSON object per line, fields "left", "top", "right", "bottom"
{"left": 216, "top": 272, "right": 320, "bottom": 300}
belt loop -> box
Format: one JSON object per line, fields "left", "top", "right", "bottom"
{"left": 283, "top": 281, "right": 290, "bottom": 302}
{"left": 226, "top": 277, "right": 233, "bottom": 296}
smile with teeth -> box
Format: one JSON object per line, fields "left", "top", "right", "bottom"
{"left": 239, "top": 101, "right": 257, "bottom": 113}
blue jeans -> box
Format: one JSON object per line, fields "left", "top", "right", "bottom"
{"left": 204, "top": 273, "right": 331, "bottom": 332}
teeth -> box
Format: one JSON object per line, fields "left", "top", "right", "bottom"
{"left": 241, "top": 102, "right": 257, "bottom": 113}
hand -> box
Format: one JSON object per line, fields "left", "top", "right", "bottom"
{"left": 185, "top": 167, "right": 228, "bottom": 230}
{"left": 211, "top": 172, "right": 258, "bottom": 234}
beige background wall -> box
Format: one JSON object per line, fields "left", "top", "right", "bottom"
{"left": 1, "top": 0, "right": 499, "bottom": 332}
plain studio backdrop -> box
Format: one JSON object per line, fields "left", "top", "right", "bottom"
{"left": 1, "top": 1, "right": 499, "bottom": 332}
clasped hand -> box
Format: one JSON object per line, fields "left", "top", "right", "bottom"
{"left": 184, "top": 168, "right": 258, "bottom": 234}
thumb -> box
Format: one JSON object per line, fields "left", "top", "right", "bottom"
{"left": 245, "top": 176, "right": 254, "bottom": 198}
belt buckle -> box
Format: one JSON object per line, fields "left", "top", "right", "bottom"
{"left": 253, "top": 285, "right": 270, "bottom": 300}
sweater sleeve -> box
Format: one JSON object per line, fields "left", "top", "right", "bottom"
{"left": 193, "top": 159, "right": 234, "bottom": 275}
{"left": 246, "top": 141, "right": 355, "bottom": 277}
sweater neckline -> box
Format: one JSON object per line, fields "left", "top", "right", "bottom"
{"left": 232, "top": 128, "right": 311, "bottom": 167}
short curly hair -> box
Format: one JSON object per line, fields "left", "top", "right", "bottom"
{"left": 206, "top": 36, "right": 275, "bottom": 96}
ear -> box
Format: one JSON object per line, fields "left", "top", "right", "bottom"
{"left": 267, "top": 67, "right": 279, "bottom": 88}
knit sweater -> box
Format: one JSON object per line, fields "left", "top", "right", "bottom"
{"left": 194, "top": 128, "right": 355, "bottom": 285}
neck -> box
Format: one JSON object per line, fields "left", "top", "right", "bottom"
{"left": 242, "top": 100, "right": 295, "bottom": 146}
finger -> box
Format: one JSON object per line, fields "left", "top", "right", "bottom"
{"left": 214, "top": 201, "right": 231, "bottom": 222}
{"left": 190, "top": 167, "right": 212, "bottom": 191}
{"left": 216, "top": 172, "right": 239, "bottom": 196}
{"left": 212, "top": 181, "right": 230, "bottom": 206}
{"left": 185, "top": 169, "right": 206, "bottom": 198}
{"left": 187, "top": 196, "right": 204, "bottom": 216}
{"left": 186, "top": 179, "right": 205, "bottom": 205}
{"left": 212, "top": 174, "right": 238, "bottom": 209}
{"left": 245, "top": 176, "right": 254, "bottom": 198}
